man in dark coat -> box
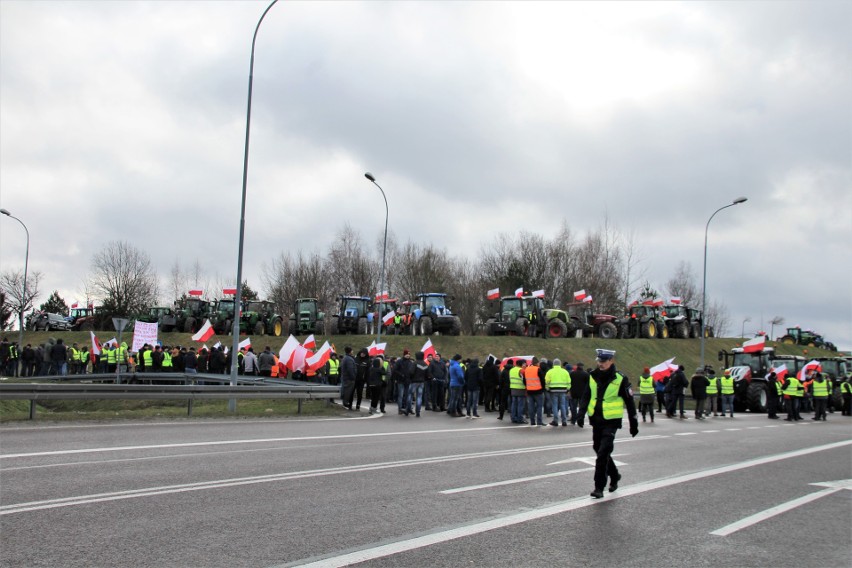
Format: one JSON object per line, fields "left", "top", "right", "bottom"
{"left": 667, "top": 365, "right": 689, "bottom": 419}
{"left": 690, "top": 367, "right": 709, "bottom": 420}
{"left": 569, "top": 362, "right": 589, "bottom": 425}
{"left": 339, "top": 346, "right": 357, "bottom": 410}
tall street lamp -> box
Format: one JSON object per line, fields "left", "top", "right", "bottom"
{"left": 741, "top": 316, "right": 751, "bottom": 339}
{"left": 230, "top": 0, "right": 279, "bottom": 410}
{"left": 701, "top": 196, "right": 748, "bottom": 368}
{"left": 0, "top": 208, "right": 30, "bottom": 361}
{"left": 364, "top": 172, "right": 389, "bottom": 348}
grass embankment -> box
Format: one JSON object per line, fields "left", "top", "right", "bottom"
{"left": 1, "top": 330, "right": 829, "bottom": 423}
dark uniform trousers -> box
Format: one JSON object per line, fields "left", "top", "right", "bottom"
{"left": 592, "top": 424, "right": 619, "bottom": 491}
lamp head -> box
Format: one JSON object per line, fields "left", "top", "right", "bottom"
{"left": 364, "top": 172, "right": 376, "bottom": 182}
{"left": 733, "top": 197, "right": 748, "bottom": 205}
{"left": 0, "top": 208, "right": 11, "bottom": 216}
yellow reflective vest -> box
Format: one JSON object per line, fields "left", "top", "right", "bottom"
{"left": 720, "top": 376, "right": 735, "bottom": 395}
{"left": 509, "top": 366, "right": 524, "bottom": 390}
{"left": 638, "top": 375, "right": 654, "bottom": 395}
{"left": 588, "top": 374, "right": 625, "bottom": 419}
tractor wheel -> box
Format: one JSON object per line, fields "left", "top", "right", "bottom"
{"left": 515, "top": 317, "right": 529, "bottom": 336}
{"left": 807, "top": 342, "right": 815, "bottom": 347}
{"left": 449, "top": 316, "right": 462, "bottom": 336}
{"left": 780, "top": 336, "right": 795, "bottom": 344}
{"left": 746, "top": 381, "right": 768, "bottom": 413}
{"left": 705, "top": 327, "right": 714, "bottom": 338}
{"left": 327, "top": 317, "right": 339, "bottom": 335}
{"left": 420, "top": 317, "right": 433, "bottom": 336}
{"left": 690, "top": 323, "right": 700, "bottom": 338}
{"left": 485, "top": 318, "right": 496, "bottom": 336}
{"left": 659, "top": 323, "right": 670, "bottom": 339}
{"left": 357, "top": 317, "right": 368, "bottom": 335}
{"left": 254, "top": 321, "right": 265, "bottom": 336}
{"left": 411, "top": 319, "right": 419, "bottom": 336}
{"left": 641, "top": 320, "right": 658, "bottom": 339}
{"left": 271, "top": 319, "right": 283, "bottom": 337}
{"left": 315, "top": 321, "right": 324, "bottom": 335}
{"left": 184, "top": 317, "right": 196, "bottom": 333}
{"left": 547, "top": 319, "right": 568, "bottom": 338}
{"left": 598, "top": 322, "right": 617, "bottom": 340}
{"left": 676, "top": 322, "right": 689, "bottom": 339}
{"left": 618, "top": 323, "right": 629, "bottom": 339}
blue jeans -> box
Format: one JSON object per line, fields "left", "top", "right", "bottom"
{"left": 511, "top": 394, "right": 526, "bottom": 423}
{"left": 722, "top": 394, "right": 735, "bottom": 416}
{"left": 406, "top": 382, "right": 424, "bottom": 415}
{"left": 550, "top": 392, "right": 568, "bottom": 424}
{"left": 568, "top": 396, "right": 579, "bottom": 423}
{"left": 466, "top": 390, "right": 480, "bottom": 416}
{"left": 527, "top": 392, "right": 544, "bottom": 425}
{"left": 398, "top": 383, "right": 410, "bottom": 410}
{"left": 448, "top": 386, "right": 463, "bottom": 414}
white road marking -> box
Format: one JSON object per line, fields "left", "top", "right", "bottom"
{"left": 440, "top": 468, "right": 594, "bottom": 494}
{"left": 724, "top": 428, "right": 742, "bottom": 431}
{"left": 710, "top": 488, "right": 842, "bottom": 536}
{"left": 547, "top": 453, "right": 628, "bottom": 467}
{"left": 675, "top": 432, "right": 697, "bottom": 436}
{"left": 703, "top": 430, "right": 720, "bottom": 433}
{"left": 746, "top": 427, "right": 762, "bottom": 430}
{"left": 283, "top": 440, "right": 852, "bottom": 568}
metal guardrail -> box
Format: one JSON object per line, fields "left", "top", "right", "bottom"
{"left": 0, "top": 373, "right": 339, "bottom": 419}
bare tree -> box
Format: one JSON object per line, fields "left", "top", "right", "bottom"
{"left": 0, "top": 268, "right": 42, "bottom": 330}
{"left": 705, "top": 299, "right": 731, "bottom": 337}
{"left": 89, "top": 241, "right": 159, "bottom": 316}
{"left": 262, "top": 250, "right": 334, "bottom": 317}
{"left": 167, "top": 259, "right": 188, "bottom": 304}
{"left": 326, "top": 224, "right": 377, "bottom": 297}
{"left": 620, "top": 227, "right": 648, "bottom": 308}
{"left": 665, "top": 261, "right": 699, "bottom": 307}
{"left": 446, "top": 256, "right": 485, "bottom": 335}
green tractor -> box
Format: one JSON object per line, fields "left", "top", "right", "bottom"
{"left": 485, "top": 295, "right": 569, "bottom": 338}
{"left": 211, "top": 298, "right": 238, "bottom": 336}
{"left": 779, "top": 327, "right": 837, "bottom": 351}
{"left": 618, "top": 303, "right": 669, "bottom": 339}
{"left": 288, "top": 298, "right": 325, "bottom": 336}
{"left": 326, "top": 295, "right": 371, "bottom": 335}
{"left": 136, "top": 306, "right": 178, "bottom": 332}
{"left": 176, "top": 298, "right": 213, "bottom": 334}
{"left": 242, "top": 300, "right": 286, "bottom": 337}
{"left": 660, "top": 304, "right": 711, "bottom": 339}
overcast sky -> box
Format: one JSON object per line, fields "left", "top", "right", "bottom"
{"left": 1, "top": 1, "right": 850, "bottom": 350}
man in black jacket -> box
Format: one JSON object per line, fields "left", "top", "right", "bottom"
{"left": 569, "top": 362, "right": 589, "bottom": 425}
{"left": 667, "top": 365, "right": 689, "bottom": 419}
{"left": 577, "top": 349, "right": 639, "bottom": 499}
{"left": 339, "top": 346, "right": 357, "bottom": 409}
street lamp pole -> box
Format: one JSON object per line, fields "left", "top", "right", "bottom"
{"left": 230, "top": 0, "right": 279, "bottom": 411}
{"left": 741, "top": 316, "right": 751, "bottom": 339}
{"left": 701, "top": 196, "right": 748, "bottom": 368}
{"left": 1, "top": 208, "right": 30, "bottom": 364}
{"left": 364, "top": 173, "right": 389, "bottom": 348}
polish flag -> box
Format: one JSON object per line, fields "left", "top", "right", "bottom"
{"left": 188, "top": 290, "right": 203, "bottom": 297}
{"left": 797, "top": 360, "right": 822, "bottom": 381}
{"left": 222, "top": 288, "right": 237, "bottom": 295}
{"left": 514, "top": 287, "right": 524, "bottom": 298}
{"left": 532, "top": 289, "right": 545, "bottom": 298}
{"left": 71, "top": 302, "right": 79, "bottom": 309}
{"left": 421, "top": 338, "right": 437, "bottom": 359}
{"left": 669, "top": 297, "right": 682, "bottom": 305}
{"left": 650, "top": 358, "right": 678, "bottom": 381}
{"left": 382, "top": 310, "right": 396, "bottom": 326}
{"left": 302, "top": 334, "right": 317, "bottom": 350}
{"left": 191, "top": 319, "right": 215, "bottom": 342}
{"left": 88, "top": 302, "right": 94, "bottom": 309}
{"left": 573, "top": 290, "right": 586, "bottom": 301}
{"left": 238, "top": 337, "right": 251, "bottom": 350}
{"left": 90, "top": 331, "right": 102, "bottom": 362}
{"left": 306, "top": 341, "right": 333, "bottom": 372}
{"left": 375, "top": 291, "right": 390, "bottom": 302}
{"left": 279, "top": 335, "right": 301, "bottom": 367}
{"left": 287, "top": 345, "right": 309, "bottom": 373}
{"left": 629, "top": 300, "right": 639, "bottom": 307}
{"left": 582, "top": 295, "right": 593, "bottom": 304}
{"left": 367, "top": 341, "right": 387, "bottom": 357}
{"left": 486, "top": 288, "right": 500, "bottom": 301}
{"left": 770, "top": 365, "right": 788, "bottom": 381}
{"left": 741, "top": 335, "right": 766, "bottom": 353}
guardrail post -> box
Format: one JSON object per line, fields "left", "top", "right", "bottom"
{"left": 29, "top": 399, "right": 36, "bottom": 420}
{"left": 298, "top": 399, "right": 303, "bottom": 414}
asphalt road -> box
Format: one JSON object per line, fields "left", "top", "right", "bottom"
{"left": 1, "top": 405, "right": 850, "bottom": 568}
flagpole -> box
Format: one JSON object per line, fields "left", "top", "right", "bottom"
{"left": 701, "top": 197, "right": 748, "bottom": 368}
{"left": 231, "top": 0, "right": 279, "bottom": 411}
{"left": 364, "top": 173, "right": 389, "bottom": 350}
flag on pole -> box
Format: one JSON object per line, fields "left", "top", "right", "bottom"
{"left": 421, "top": 338, "right": 437, "bottom": 359}
{"left": 71, "top": 302, "right": 79, "bottom": 309}
{"left": 650, "top": 358, "right": 678, "bottom": 381}
{"left": 382, "top": 310, "right": 396, "bottom": 326}
{"left": 375, "top": 291, "right": 390, "bottom": 302}
{"left": 573, "top": 290, "right": 586, "bottom": 301}
{"left": 669, "top": 297, "right": 682, "bottom": 305}
{"left": 514, "top": 287, "right": 524, "bottom": 298}
{"left": 532, "top": 289, "right": 545, "bottom": 298}
{"left": 213, "top": 341, "right": 221, "bottom": 350}
{"left": 188, "top": 289, "right": 203, "bottom": 297}
{"left": 238, "top": 337, "right": 251, "bottom": 350}
{"left": 306, "top": 341, "right": 333, "bottom": 372}
{"left": 302, "top": 334, "right": 316, "bottom": 350}
{"left": 191, "top": 319, "right": 215, "bottom": 342}
{"left": 279, "top": 335, "right": 301, "bottom": 368}
{"left": 770, "top": 364, "right": 788, "bottom": 381}
{"left": 486, "top": 288, "right": 500, "bottom": 301}
{"left": 90, "top": 331, "right": 102, "bottom": 363}
{"left": 367, "top": 341, "right": 387, "bottom": 357}
{"left": 287, "top": 345, "right": 309, "bottom": 373}
{"left": 222, "top": 287, "right": 237, "bottom": 295}
{"left": 741, "top": 335, "right": 766, "bottom": 353}
{"left": 797, "top": 360, "right": 822, "bottom": 381}
{"left": 582, "top": 295, "right": 593, "bottom": 304}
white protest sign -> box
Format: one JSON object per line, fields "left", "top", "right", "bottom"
{"left": 131, "top": 321, "right": 159, "bottom": 352}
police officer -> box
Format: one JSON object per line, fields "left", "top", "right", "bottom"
{"left": 577, "top": 349, "right": 639, "bottom": 499}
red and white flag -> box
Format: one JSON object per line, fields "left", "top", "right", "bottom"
{"left": 188, "top": 289, "right": 203, "bottom": 297}
{"left": 306, "top": 341, "right": 333, "bottom": 372}
{"left": 532, "top": 289, "right": 545, "bottom": 298}
{"left": 238, "top": 337, "right": 251, "bottom": 350}
{"left": 669, "top": 297, "right": 682, "bottom": 305}
{"left": 287, "top": 345, "right": 309, "bottom": 373}
{"left": 582, "top": 295, "right": 593, "bottom": 304}
{"left": 629, "top": 300, "right": 639, "bottom": 307}
{"left": 770, "top": 365, "right": 788, "bottom": 381}
{"left": 797, "top": 360, "right": 822, "bottom": 381}
{"left": 279, "top": 335, "right": 301, "bottom": 367}
{"left": 90, "top": 331, "right": 102, "bottom": 361}
{"left": 741, "top": 335, "right": 766, "bottom": 353}
{"left": 421, "top": 338, "right": 437, "bottom": 359}
{"left": 650, "top": 358, "right": 678, "bottom": 381}
{"left": 302, "top": 334, "right": 317, "bottom": 350}
{"left": 382, "top": 310, "right": 396, "bottom": 326}
{"left": 87, "top": 302, "right": 94, "bottom": 309}
{"left": 191, "top": 319, "right": 215, "bottom": 342}
{"left": 573, "top": 290, "right": 586, "bottom": 301}
{"left": 367, "top": 341, "right": 387, "bottom": 357}
{"left": 71, "top": 302, "right": 79, "bottom": 309}
{"left": 486, "top": 288, "right": 500, "bottom": 301}
{"left": 375, "top": 291, "right": 390, "bottom": 302}
{"left": 514, "top": 287, "right": 524, "bottom": 298}
{"left": 222, "top": 287, "right": 237, "bottom": 295}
